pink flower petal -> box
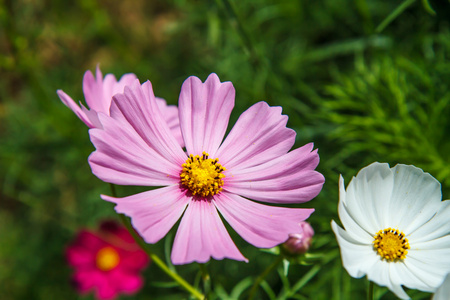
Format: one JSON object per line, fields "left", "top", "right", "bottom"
{"left": 216, "top": 101, "right": 296, "bottom": 170}
{"left": 72, "top": 269, "right": 100, "bottom": 293}
{"left": 156, "top": 97, "right": 184, "bottom": 147}
{"left": 102, "top": 72, "right": 137, "bottom": 112}
{"left": 171, "top": 199, "right": 247, "bottom": 265}
{"left": 95, "top": 273, "right": 119, "bottom": 300}
{"left": 56, "top": 90, "right": 94, "bottom": 127}
{"left": 88, "top": 112, "right": 183, "bottom": 186}
{"left": 214, "top": 192, "right": 314, "bottom": 248}
{"left": 112, "top": 80, "right": 186, "bottom": 162}
{"left": 80, "top": 103, "right": 103, "bottom": 128}
{"left": 102, "top": 185, "right": 190, "bottom": 244}
{"left": 72, "top": 230, "right": 105, "bottom": 251}
{"left": 84, "top": 67, "right": 138, "bottom": 115}
{"left": 224, "top": 143, "right": 324, "bottom": 203}
{"left": 120, "top": 250, "right": 149, "bottom": 271}
{"left": 83, "top": 67, "right": 108, "bottom": 114}
{"left": 109, "top": 269, "right": 143, "bottom": 294}
{"left": 66, "top": 245, "right": 95, "bottom": 268}
{"left": 178, "top": 73, "right": 235, "bottom": 156}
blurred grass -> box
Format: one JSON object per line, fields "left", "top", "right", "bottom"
{"left": 0, "top": 0, "right": 449, "bottom": 299}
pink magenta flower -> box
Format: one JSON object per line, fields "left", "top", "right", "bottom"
{"left": 88, "top": 73, "right": 325, "bottom": 265}
{"left": 283, "top": 221, "right": 314, "bottom": 255}
{"left": 66, "top": 220, "right": 149, "bottom": 300}
{"left": 57, "top": 66, "right": 183, "bottom": 145}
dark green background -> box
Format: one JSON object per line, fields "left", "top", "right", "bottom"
{"left": 1, "top": 0, "right": 449, "bottom": 299}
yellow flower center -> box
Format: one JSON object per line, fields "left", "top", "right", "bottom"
{"left": 180, "top": 152, "right": 226, "bottom": 197}
{"left": 95, "top": 246, "right": 120, "bottom": 271}
{"left": 373, "top": 228, "right": 410, "bottom": 261}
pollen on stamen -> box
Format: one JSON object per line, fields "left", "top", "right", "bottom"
{"left": 180, "top": 151, "right": 226, "bottom": 197}
{"left": 373, "top": 227, "right": 410, "bottom": 262}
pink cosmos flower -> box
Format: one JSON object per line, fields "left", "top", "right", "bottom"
{"left": 57, "top": 66, "right": 183, "bottom": 145}
{"left": 66, "top": 220, "right": 149, "bottom": 300}
{"left": 283, "top": 221, "right": 314, "bottom": 255}
{"left": 88, "top": 73, "right": 325, "bottom": 265}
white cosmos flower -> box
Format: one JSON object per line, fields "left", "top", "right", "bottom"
{"left": 433, "top": 273, "right": 450, "bottom": 300}
{"left": 331, "top": 162, "right": 450, "bottom": 299}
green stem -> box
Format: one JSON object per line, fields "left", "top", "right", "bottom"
{"left": 110, "top": 184, "right": 205, "bottom": 300}
{"left": 247, "top": 255, "right": 284, "bottom": 300}
{"left": 289, "top": 264, "right": 321, "bottom": 296}
{"left": 367, "top": 281, "right": 374, "bottom": 300}
{"left": 199, "top": 263, "right": 211, "bottom": 298}
{"left": 375, "top": 0, "right": 416, "bottom": 33}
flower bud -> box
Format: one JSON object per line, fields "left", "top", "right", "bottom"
{"left": 282, "top": 222, "right": 314, "bottom": 255}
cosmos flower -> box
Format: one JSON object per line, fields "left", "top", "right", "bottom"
{"left": 88, "top": 73, "right": 325, "bottom": 265}
{"left": 282, "top": 221, "right": 314, "bottom": 255}
{"left": 331, "top": 162, "right": 450, "bottom": 299}
{"left": 66, "top": 220, "right": 149, "bottom": 300}
{"left": 57, "top": 66, "right": 183, "bottom": 145}
{"left": 433, "top": 273, "right": 450, "bottom": 300}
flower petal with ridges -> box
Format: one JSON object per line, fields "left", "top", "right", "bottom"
{"left": 216, "top": 102, "right": 295, "bottom": 170}
{"left": 332, "top": 162, "right": 450, "bottom": 299}
{"left": 224, "top": 144, "right": 324, "bottom": 203}
{"left": 102, "top": 186, "right": 190, "bottom": 244}
{"left": 57, "top": 66, "right": 184, "bottom": 146}
{"left": 89, "top": 73, "right": 324, "bottom": 265}
{"left": 171, "top": 199, "right": 247, "bottom": 264}
{"left": 215, "top": 192, "right": 314, "bottom": 248}
{"left": 179, "top": 73, "right": 235, "bottom": 157}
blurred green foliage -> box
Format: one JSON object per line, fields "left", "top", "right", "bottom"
{"left": 0, "top": 0, "right": 449, "bottom": 299}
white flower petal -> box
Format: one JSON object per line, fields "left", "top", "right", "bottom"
{"left": 367, "top": 260, "right": 411, "bottom": 300}
{"left": 331, "top": 221, "right": 375, "bottom": 278}
{"left": 390, "top": 262, "right": 430, "bottom": 295}
{"left": 413, "top": 234, "right": 450, "bottom": 250}
{"left": 338, "top": 176, "right": 373, "bottom": 241}
{"left": 333, "top": 162, "right": 449, "bottom": 299}
{"left": 344, "top": 163, "right": 395, "bottom": 233}
{"left": 352, "top": 162, "right": 394, "bottom": 228}
{"left": 408, "top": 200, "right": 450, "bottom": 243}
{"left": 390, "top": 164, "right": 442, "bottom": 233}
{"left": 405, "top": 247, "right": 450, "bottom": 291}
{"left": 433, "top": 273, "right": 450, "bottom": 300}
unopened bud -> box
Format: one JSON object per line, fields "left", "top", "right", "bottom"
{"left": 283, "top": 222, "right": 314, "bottom": 255}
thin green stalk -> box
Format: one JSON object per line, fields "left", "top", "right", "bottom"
{"left": 247, "top": 255, "right": 284, "bottom": 300}
{"left": 375, "top": 0, "right": 416, "bottom": 33}
{"left": 367, "top": 281, "right": 374, "bottom": 300}
{"left": 421, "top": 0, "right": 436, "bottom": 15}
{"left": 110, "top": 184, "right": 204, "bottom": 300}
{"left": 199, "top": 263, "right": 211, "bottom": 298}
{"left": 289, "top": 264, "right": 321, "bottom": 296}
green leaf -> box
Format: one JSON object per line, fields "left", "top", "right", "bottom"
{"left": 421, "top": 0, "right": 436, "bottom": 15}
{"left": 283, "top": 259, "right": 290, "bottom": 277}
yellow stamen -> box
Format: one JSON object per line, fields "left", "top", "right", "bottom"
{"left": 180, "top": 151, "right": 226, "bottom": 197}
{"left": 373, "top": 228, "right": 410, "bottom": 262}
{"left": 96, "top": 246, "right": 120, "bottom": 271}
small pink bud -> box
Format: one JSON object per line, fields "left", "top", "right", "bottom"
{"left": 283, "top": 222, "right": 314, "bottom": 255}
